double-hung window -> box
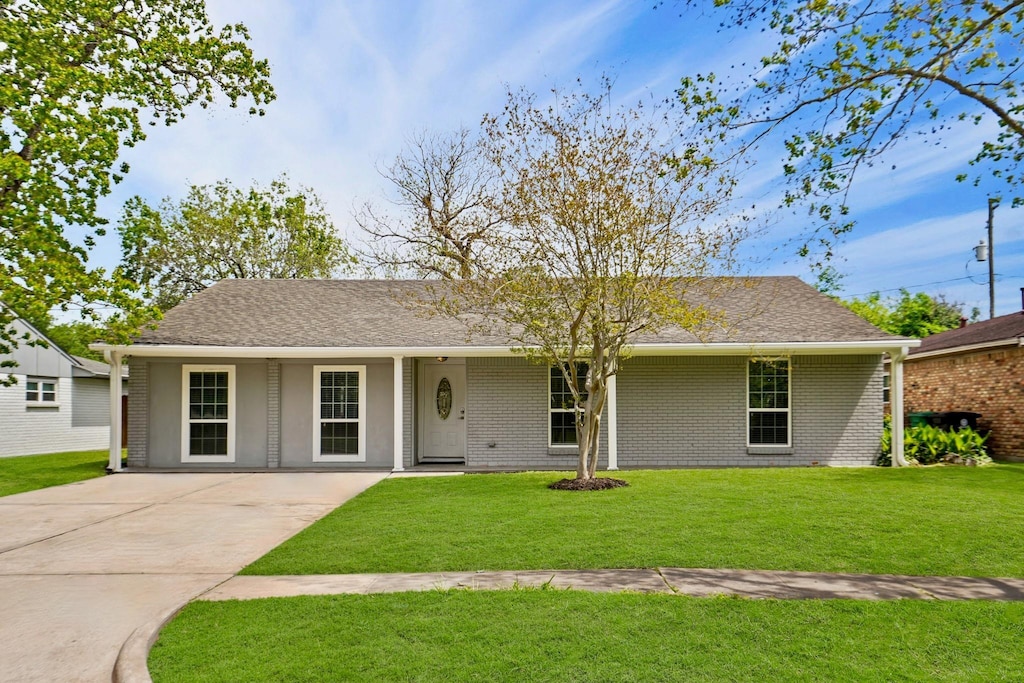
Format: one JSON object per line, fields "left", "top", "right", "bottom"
{"left": 748, "top": 358, "right": 790, "bottom": 447}
{"left": 550, "top": 363, "right": 588, "bottom": 447}
{"left": 181, "top": 365, "right": 235, "bottom": 463}
{"left": 314, "top": 365, "right": 366, "bottom": 462}
{"left": 26, "top": 378, "right": 57, "bottom": 405}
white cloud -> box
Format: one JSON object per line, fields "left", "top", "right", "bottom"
{"left": 835, "top": 207, "right": 1024, "bottom": 313}
{"left": 80, "top": 0, "right": 1023, "bottom": 318}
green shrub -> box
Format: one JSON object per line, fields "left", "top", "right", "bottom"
{"left": 877, "top": 416, "right": 991, "bottom": 466}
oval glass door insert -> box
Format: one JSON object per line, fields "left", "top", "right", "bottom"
{"left": 436, "top": 377, "right": 452, "bottom": 420}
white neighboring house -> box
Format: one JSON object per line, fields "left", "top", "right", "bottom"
{"left": 1, "top": 315, "right": 127, "bottom": 458}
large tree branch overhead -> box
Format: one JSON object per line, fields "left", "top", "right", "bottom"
{"left": 675, "top": 0, "right": 1024, "bottom": 268}
{"left": 0, "top": 0, "right": 276, "bottom": 379}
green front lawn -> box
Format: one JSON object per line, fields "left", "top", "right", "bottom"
{"left": 245, "top": 466, "right": 1024, "bottom": 577}
{"left": 150, "top": 591, "right": 1024, "bottom": 682}
{"left": 0, "top": 449, "right": 112, "bottom": 497}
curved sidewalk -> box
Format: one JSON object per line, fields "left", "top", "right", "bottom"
{"left": 201, "top": 567, "right": 1024, "bottom": 602}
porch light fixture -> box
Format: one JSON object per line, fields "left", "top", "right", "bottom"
{"left": 436, "top": 356, "right": 448, "bottom": 363}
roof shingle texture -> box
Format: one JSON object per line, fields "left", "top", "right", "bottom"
{"left": 136, "top": 277, "right": 902, "bottom": 348}
{"left": 71, "top": 355, "right": 111, "bottom": 375}
{"left": 911, "top": 310, "right": 1024, "bottom": 355}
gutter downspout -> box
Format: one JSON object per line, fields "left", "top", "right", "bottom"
{"left": 105, "top": 349, "right": 123, "bottom": 473}
{"left": 890, "top": 347, "right": 908, "bottom": 467}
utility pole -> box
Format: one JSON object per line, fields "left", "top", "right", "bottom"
{"left": 987, "top": 197, "right": 998, "bottom": 319}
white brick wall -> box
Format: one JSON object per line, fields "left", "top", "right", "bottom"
{"left": 0, "top": 376, "right": 109, "bottom": 457}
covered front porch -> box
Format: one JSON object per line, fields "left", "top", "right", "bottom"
{"left": 95, "top": 341, "right": 914, "bottom": 473}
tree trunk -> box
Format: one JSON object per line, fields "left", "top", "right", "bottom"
{"left": 587, "top": 413, "right": 602, "bottom": 478}
{"left": 576, "top": 375, "right": 607, "bottom": 481}
{"left": 576, "top": 417, "right": 591, "bottom": 479}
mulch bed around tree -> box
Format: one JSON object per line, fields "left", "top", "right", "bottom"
{"left": 548, "top": 477, "right": 630, "bottom": 491}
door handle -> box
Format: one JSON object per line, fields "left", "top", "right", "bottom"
{"left": 459, "top": 408, "right": 465, "bottom": 420}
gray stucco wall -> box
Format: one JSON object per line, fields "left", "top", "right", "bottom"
{"left": 143, "top": 359, "right": 268, "bottom": 468}
{"left": 466, "top": 357, "right": 608, "bottom": 470}
{"left": 279, "top": 359, "right": 395, "bottom": 468}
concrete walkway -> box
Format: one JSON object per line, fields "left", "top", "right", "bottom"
{"left": 204, "top": 567, "right": 1024, "bottom": 602}
{"left": 0, "top": 472, "right": 387, "bottom": 683}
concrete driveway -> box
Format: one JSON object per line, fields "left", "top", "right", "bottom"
{"left": 0, "top": 471, "right": 388, "bottom": 683}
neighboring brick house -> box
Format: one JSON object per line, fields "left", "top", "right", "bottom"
{"left": 92, "top": 277, "right": 916, "bottom": 472}
{"left": 903, "top": 304, "right": 1024, "bottom": 460}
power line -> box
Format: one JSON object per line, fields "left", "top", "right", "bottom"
{"left": 845, "top": 273, "right": 1023, "bottom": 299}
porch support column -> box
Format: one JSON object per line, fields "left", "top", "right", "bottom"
{"left": 393, "top": 355, "right": 405, "bottom": 472}
{"left": 890, "top": 347, "right": 908, "bottom": 467}
{"left": 607, "top": 373, "right": 618, "bottom": 471}
{"left": 107, "top": 350, "right": 123, "bottom": 472}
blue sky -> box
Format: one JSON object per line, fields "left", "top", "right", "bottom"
{"left": 90, "top": 0, "right": 1024, "bottom": 316}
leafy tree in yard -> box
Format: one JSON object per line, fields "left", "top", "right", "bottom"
{"left": 675, "top": 0, "right": 1024, "bottom": 264}
{"left": 119, "top": 176, "right": 356, "bottom": 311}
{"left": 355, "top": 128, "right": 502, "bottom": 279}
{"left": 433, "top": 84, "right": 748, "bottom": 484}
{"left": 841, "top": 289, "right": 976, "bottom": 337}
{"left": 0, "top": 0, "right": 274, "bottom": 377}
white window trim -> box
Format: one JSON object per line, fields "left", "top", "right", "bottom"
{"left": 549, "top": 363, "right": 586, "bottom": 449}
{"left": 25, "top": 377, "right": 59, "bottom": 407}
{"left": 181, "top": 364, "right": 236, "bottom": 463}
{"left": 746, "top": 357, "right": 792, "bottom": 448}
{"left": 313, "top": 365, "right": 366, "bottom": 463}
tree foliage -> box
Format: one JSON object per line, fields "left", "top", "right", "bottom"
{"left": 0, "top": 0, "right": 274, "bottom": 369}
{"left": 118, "top": 176, "right": 355, "bottom": 311}
{"left": 840, "top": 289, "right": 975, "bottom": 337}
{"left": 33, "top": 320, "right": 107, "bottom": 362}
{"left": 676, "top": 0, "right": 1024, "bottom": 263}
{"left": 355, "top": 128, "right": 502, "bottom": 279}
{"left": 431, "top": 84, "right": 748, "bottom": 481}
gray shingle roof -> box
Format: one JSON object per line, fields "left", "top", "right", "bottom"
{"left": 135, "top": 277, "right": 903, "bottom": 348}
{"left": 910, "top": 311, "right": 1024, "bottom": 355}
{"left": 71, "top": 355, "right": 111, "bottom": 375}
{"left": 70, "top": 355, "right": 129, "bottom": 378}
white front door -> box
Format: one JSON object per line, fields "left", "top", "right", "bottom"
{"left": 420, "top": 361, "right": 466, "bottom": 463}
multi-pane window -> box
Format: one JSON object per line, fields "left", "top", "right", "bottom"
{"left": 26, "top": 378, "right": 57, "bottom": 403}
{"left": 181, "top": 366, "right": 235, "bottom": 462}
{"left": 550, "top": 363, "right": 588, "bottom": 446}
{"left": 748, "top": 359, "right": 790, "bottom": 446}
{"left": 882, "top": 372, "right": 891, "bottom": 404}
{"left": 314, "top": 366, "right": 365, "bottom": 461}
